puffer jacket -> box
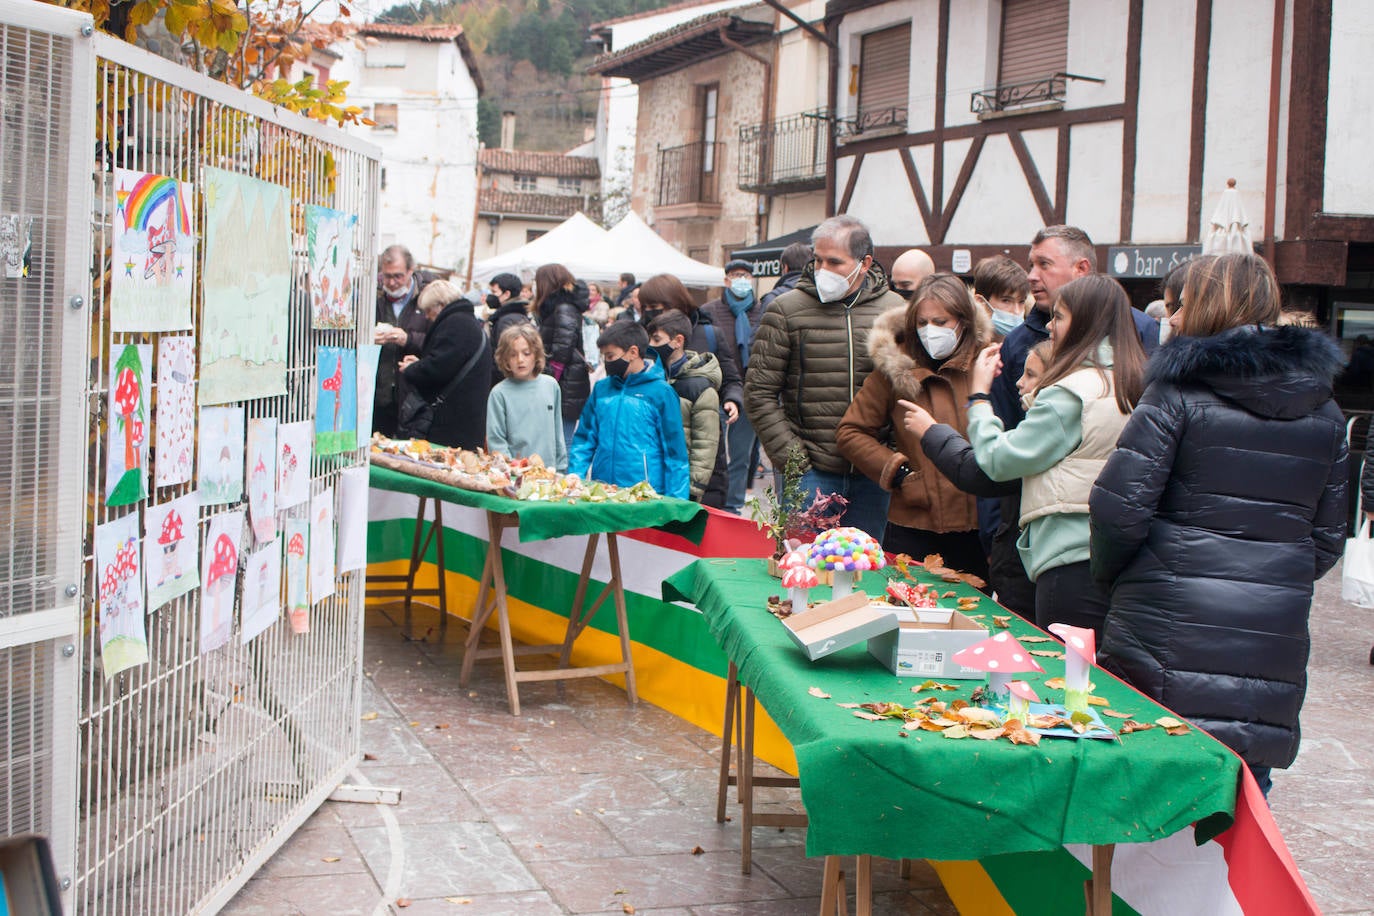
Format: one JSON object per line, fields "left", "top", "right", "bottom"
{"left": 837, "top": 305, "right": 991, "bottom": 532}
{"left": 1089, "top": 325, "right": 1348, "bottom": 769}
{"left": 666, "top": 351, "right": 723, "bottom": 502}
{"left": 568, "top": 358, "right": 690, "bottom": 500}
{"left": 400, "top": 298, "right": 489, "bottom": 450}
{"left": 538, "top": 282, "right": 592, "bottom": 422}
{"left": 745, "top": 262, "right": 904, "bottom": 475}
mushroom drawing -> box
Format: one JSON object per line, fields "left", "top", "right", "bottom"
{"left": 781, "top": 563, "right": 818, "bottom": 610}
{"left": 951, "top": 631, "right": 1045, "bottom": 705}
{"left": 1048, "top": 623, "right": 1097, "bottom": 714}
{"left": 279, "top": 443, "right": 298, "bottom": 492}
{"left": 113, "top": 364, "right": 142, "bottom": 471}
{"left": 99, "top": 566, "right": 120, "bottom": 609}
{"left": 322, "top": 357, "right": 344, "bottom": 431}
{"left": 1006, "top": 680, "right": 1041, "bottom": 722}
{"left": 156, "top": 509, "right": 185, "bottom": 584}
{"left": 286, "top": 532, "right": 309, "bottom": 634}
{"left": 205, "top": 532, "right": 239, "bottom": 639}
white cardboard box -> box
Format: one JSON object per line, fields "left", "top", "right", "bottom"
{"left": 867, "top": 610, "right": 989, "bottom": 678}
{"left": 783, "top": 592, "right": 900, "bottom": 661}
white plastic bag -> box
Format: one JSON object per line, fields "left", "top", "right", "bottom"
{"left": 1342, "top": 520, "right": 1374, "bottom": 607}
{"left": 581, "top": 317, "right": 601, "bottom": 369}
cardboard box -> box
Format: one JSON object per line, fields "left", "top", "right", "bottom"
{"left": 867, "top": 609, "right": 989, "bottom": 678}
{"left": 783, "top": 592, "right": 899, "bottom": 661}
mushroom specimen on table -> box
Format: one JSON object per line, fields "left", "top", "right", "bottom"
{"left": 1048, "top": 623, "right": 1096, "bottom": 714}
{"left": 951, "top": 631, "right": 1045, "bottom": 705}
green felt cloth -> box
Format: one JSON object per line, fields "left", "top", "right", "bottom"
{"left": 664, "top": 558, "right": 1240, "bottom": 861}
{"left": 369, "top": 464, "right": 707, "bottom": 544}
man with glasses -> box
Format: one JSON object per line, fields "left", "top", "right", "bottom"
{"left": 373, "top": 244, "right": 435, "bottom": 436}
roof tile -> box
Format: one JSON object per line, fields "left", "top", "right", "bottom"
{"left": 479, "top": 148, "right": 600, "bottom": 179}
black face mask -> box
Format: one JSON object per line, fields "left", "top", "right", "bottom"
{"left": 894, "top": 287, "right": 916, "bottom": 301}
{"left": 641, "top": 308, "right": 664, "bottom": 326}
{"left": 649, "top": 344, "right": 676, "bottom": 368}
{"left": 486, "top": 294, "right": 502, "bottom": 310}
{"left": 604, "top": 357, "right": 630, "bottom": 379}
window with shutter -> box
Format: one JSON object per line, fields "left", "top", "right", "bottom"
{"left": 999, "top": 0, "right": 1069, "bottom": 87}
{"left": 856, "top": 23, "right": 910, "bottom": 131}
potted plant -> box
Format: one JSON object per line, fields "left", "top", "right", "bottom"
{"left": 744, "top": 445, "right": 849, "bottom": 581}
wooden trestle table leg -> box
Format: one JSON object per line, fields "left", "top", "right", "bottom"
{"left": 1084, "top": 844, "right": 1115, "bottom": 915}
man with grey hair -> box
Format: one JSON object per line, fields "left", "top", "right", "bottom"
{"left": 744, "top": 214, "right": 905, "bottom": 540}
{"left": 373, "top": 244, "right": 435, "bottom": 436}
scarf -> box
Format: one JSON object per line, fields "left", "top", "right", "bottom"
{"left": 724, "top": 288, "right": 755, "bottom": 367}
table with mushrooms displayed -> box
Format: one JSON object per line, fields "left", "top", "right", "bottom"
{"left": 663, "top": 556, "right": 1242, "bottom": 916}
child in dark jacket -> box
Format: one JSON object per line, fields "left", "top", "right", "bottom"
{"left": 568, "top": 321, "right": 690, "bottom": 499}
{"left": 649, "top": 310, "right": 724, "bottom": 505}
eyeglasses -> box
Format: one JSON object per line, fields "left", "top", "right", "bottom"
{"left": 381, "top": 271, "right": 409, "bottom": 281}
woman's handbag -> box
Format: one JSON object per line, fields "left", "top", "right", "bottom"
{"left": 1341, "top": 418, "right": 1374, "bottom": 607}
{"left": 396, "top": 333, "right": 489, "bottom": 439}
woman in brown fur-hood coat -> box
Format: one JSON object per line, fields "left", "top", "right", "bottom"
{"left": 837, "top": 273, "right": 993, "bottom": 577}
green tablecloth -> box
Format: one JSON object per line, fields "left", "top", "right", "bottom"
{"left": 664, "top": 558, "right": 1240, "bottom": 861}
{"left": 369, "top": 464, "right": 708, "bottom": 544}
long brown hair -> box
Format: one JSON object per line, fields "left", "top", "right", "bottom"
{"left": 531, "top": 263, "right": 574, "bottom": 313}
{"left": 901, "top": 273, "right": 982, "bottom": 366}
{"left": 637, "top": 273, "right": 698, "bottom": 317}
{"left": 1038, "top": 275, "right": 1145, "bottom": 412}
{"left": 1177, "top": 252, "right": 1281, "bottom": 337}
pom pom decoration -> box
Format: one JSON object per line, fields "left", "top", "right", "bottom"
{"left": 805, "top": 527, "right": 885, "bottom": 598}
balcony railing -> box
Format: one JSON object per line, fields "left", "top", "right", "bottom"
{"left": 834, "top": 105, "right": 908, "bottom": 142}
{"left": 970, "top": 72, "right": 1105, "bottom": 115}
{"left": 738, "top": 108, "right": 831, "bottom": 193}
{"left": 657, "top": 140, "right": 721, "bottom": 207}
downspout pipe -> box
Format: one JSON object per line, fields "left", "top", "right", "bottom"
{"left": 1263, "top": 0, "right": 1285, "bottom": 266}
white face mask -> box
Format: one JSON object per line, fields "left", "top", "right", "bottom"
{"left": 815, "top": 260, "right": 863, "bottom": 303}
{"left": 918, "top": 325, "right": 960, "bottom": 360}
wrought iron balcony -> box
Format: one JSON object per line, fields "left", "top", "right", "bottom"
{"left": 834, "top": 106, "right": 908, "bottom": 142}
{"left": 970, "top": 72, "right": 1105, "bottom": 115}
{"left": 738, "top": 109, "right": 830, "bottom": 193}
{"left": 657, "top": 140, "right": 722, "bottom": 207}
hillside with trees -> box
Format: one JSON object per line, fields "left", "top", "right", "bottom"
{"left": 376, "top": 0, "right": 681, "bottom": 152}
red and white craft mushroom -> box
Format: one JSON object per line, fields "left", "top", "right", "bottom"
{"left": 951, "top": 631, "right": 1044, "bottom": 702}
{"left": 781, "top": 563, "right": 819, "bottom": 609}
{"left": 1006, "top": 680, "right": 1041, "bottom": 721}
{"left": 1048, "top": 623, "right": 1096, "bottom": 713}
{"left": 206, "top": 532, "right": 239, "bottom": 635}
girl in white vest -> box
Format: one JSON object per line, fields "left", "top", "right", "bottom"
{"left": 960, "top": 275, "right": 1147, "bottom": 638}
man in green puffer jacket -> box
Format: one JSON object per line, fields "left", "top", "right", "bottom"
{"left": 744, "top": 215, "right": 905, "bottom": 539}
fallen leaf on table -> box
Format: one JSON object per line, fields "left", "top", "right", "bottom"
{"left": 1044, "top": 677, "right": 1066, "bottom": 690}
{"left": 360, "top": 711, "right": 379, "bottom": 721}
{"left": 912, "top": 679, "right": 958, "bottom": 692}
{"left": 1157, "top": 716, "right": 1191, "bottom": 735}
{"left": 837, "top": 702, "right": 861, "bottom": 708}
{"left": 1003, "top": 722, "right": 1041, "bottom": 746}
{"left": 921, "top": 553, "right": 945, "bottom": 571}
{"left": 897, "top": 730, "right": 910, "bottom": 738}
{"left": 808, "top": 686, "right": 831, "bottom": 699}
{"left": 965, "top": 613, "right": 986, "bottom": 619}
{"left": 941, "top": 590, "right": 956, "bottom": 598}
{"left": 958, "top": 707, "right": 999, "bottom": 725}
{"left": 1029, "top": 650, "right": 1063, "bottom": 658}
{"left": 691, "top": 845, "right": 705, "bottom": 855}
{"left": 959, "top": 572, "right": 988, "bottom": 589}
{"left": 970, "top": 727, "right": 1003, "bottom": 740}
{"left": 853, "top": 711, "right": 885, "bottom": 721}
{"left": 321, "top": 856, "right": 341, "bottom": 863}
{"left": 894, "top": 553, "right": 915, "bottom": 577}
{"left": 1119, "top": 720, "right": 1155, "bottom": 734}
{"left": 949, "top": 699, "right": 969, "bottom": 711}
{"left": 928, "top": 716, "right": 959, "bottom": 728}
{"left": 941, "top": 572, "right": 963, "bottom": 582}
{"left": 1019, "top": 636, "right": 1054, "bottom": 643}
{"left": 942, "top": 724, "right": 970, "bottom": 739}
{"left": 1102, "top": 709, "right": 1134, "bottom": 719}
{"left": 918, "top": 719, "right": 947, "bottom": 732}
{"left": 1086, "top": 696, "right": 1109, "bottom": 707}
{"left": 993, "top": 615, "right": 1012, "bottom": 629}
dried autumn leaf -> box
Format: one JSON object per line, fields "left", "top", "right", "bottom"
{"left": 918, "top": 719, "right": 946, "bottom": 732}
{"left": 1026, "top": 714, "right": 1065, "bottom": 729}
{"left": 958, "top": 707, "right": 999, "bottom": 725}
{"left": 913, "top": 696, "right": 940, "bottom": 706}
{"left": 1044, "top": 677, "right": 1066, "bottom": 690}
{"left": 992, "top": 615, "right": 1012, "bottom": 629}
{"left": 808, "top": 686, "right": 831, "bottom": 699}
{"left": 360, "top": 711, "right": 379, "bottom": 721}
{"left": 912, "top": 679, "right": 958, "bottom": 692}
{"left": 321, "top": 856, "right": 341, "bottom": 863}
{"left": 1004, "top": 724, "right": 1041, "bottom": 746}
{"left": 396, "top": 899, "right": 412, "bottom": 908}
{"left": 897, "top": 730, "right": 910, "bottom": 738}
{"left": 958, "top": 572, "right": 987, "bottom": 589}
{"left": 691, "top": 845, "right": 705, "bottom": 855}
{"left": 969, "top": 726, "right": 1003, "bottom": 740}
{"left": 837, "top": 702, "right": 862, "bottom": 708}
{"left": 942, "top": 724, "right": 970, "bottom": 739}
{"left": 902, "top": 718, "right": 923, "bottom": 729}
{"left": 623, "top": 905, "right": 636, "bottom": 915}
{"left": 1102, "top": 709, "right": 1134, "bottom": 719}
{"left": 1086, "top": 696, "right": 1110, "bottom": 707}
{"left": 941, "top": 572, "right": 963, "bottom": 582}
{"left": 941, "top": 590, "right": 956, "bottom": 598}
{"left": 1157, "top": 716, "right": 1191, "bottom": 736}
{"left": 1118, "top": 720, "right": 1155, "bottom": 734}
{"left": 1029, "top": 649, "right": 1064, "bottom": 658}
{"left": 853, "top": 711, "right": 885, "bottom": 721}
{"left": 1019, "top": 635, "right": 1054, "bottom": 643}
{"left": 922, "top": 553, "right": 945, "bottom": 571}
{"left": 894, "top": 553, "right": 914, "bottom": 576}
{"left": 949, "top": 699, "right": 970, "bottom": 711}
{"left": 928, "top": 716, "right": 959, "bottom": 728}
{"left": 965, "top": 613, "right": 986, "bottom": 620}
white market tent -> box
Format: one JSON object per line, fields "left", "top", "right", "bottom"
{"left": 471, "top": 211, "right": 724, "bottom": 289}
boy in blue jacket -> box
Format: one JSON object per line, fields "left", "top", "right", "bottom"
{"left": 568, "top": 321, "right": 690, "bottom": 499}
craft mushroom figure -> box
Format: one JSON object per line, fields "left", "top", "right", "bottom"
{"left": 206, "top": 533, "right": 239, "bottom": 637}
{"left": 157, "top": 510, "right": 185, "bottom": 585}
{"left": 781, "top": 564, "right": 819, "bottom": 610}
{"left": 113, "top": 366, "right": 141, "bottom": 472}
{"left": 1048, "top": 623, "right": 1097, "bottom": 714}
{"left": 806, "top": 526, "right": 886, "bottom": 599}
{"left": 287, "top": 532, "right": 309, "bottom": 634}
{"left": 322, "top": 357, "right": 344, "bottom": 431}
{"left": 1007, "top": 680, "right": 1041, "bottom": 722}
{"left": 951, "top": 631, "right": 1045, "bottom": 706}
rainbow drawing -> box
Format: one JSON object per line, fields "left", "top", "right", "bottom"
{"left": 122, "top": 173, "right": 191, "bottom": 235}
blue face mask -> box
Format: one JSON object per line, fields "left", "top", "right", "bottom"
{"left": 991, "top": 309, "right": 1024, "bottom": 336}
{"left": 729, "top": 277, "right": 753, "bottom": 297}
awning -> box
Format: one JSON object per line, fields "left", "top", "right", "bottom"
{"left": 730, "top": 225, "right": 816, "bottom": 278}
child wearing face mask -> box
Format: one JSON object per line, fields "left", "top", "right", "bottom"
{"left": 836, "top": 273, "right": 993, "bottom": 579}
{"left": 648, "top": 311, "right": 723, "bottom": 505}
{"left": 567, "top": 320, "right": 690, "bottom": 499}
{"left": 972, "top": 255, "right": 1032, "bottom": 341}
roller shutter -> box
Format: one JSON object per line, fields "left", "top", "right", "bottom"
{"left": 857, "top": 23, "right": 911, "bottom": 120}
{"left": 999, "top": 0, "right": 1069, "bottom": 86}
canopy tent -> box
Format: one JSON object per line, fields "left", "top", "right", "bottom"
{"left": 472, "top": 211, "right": 725, "bottom": 289}
{"left": 470, "top": 212, "right": 610, "bottom": 285}
{"left": 730, "top": 225, "right": 817, "bottom": 278}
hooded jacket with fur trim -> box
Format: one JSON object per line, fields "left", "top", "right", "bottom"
{"left": 836, "top": 303, "right": 993, "bottom": 533}
{"left": 1089, "top": 324, "right": 1348, "bottom": 770}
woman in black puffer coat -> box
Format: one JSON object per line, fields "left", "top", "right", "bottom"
{"left": 399, "top": 280, "right": 489, "bottom": 450}
{"left": 532, "top": 263, "right": 591, "bottom": 442}
{"left": 1089, "top": 254, "right": 1347, "bottom": 794}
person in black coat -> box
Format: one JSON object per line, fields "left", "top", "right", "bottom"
{"left": 532, "top": 263, "right": 592, "bottom": 443}
{"left": 373, "top": 245, "right": 435, "bottom": 436}
{"left": 1089, "top": 253, "right": 1347, "bottom": 795}
{"left": 398, "top": 280, "right": 489, "bottom": 450}
{"left": 487, "top": 272, "right": 532, "bottom": 387}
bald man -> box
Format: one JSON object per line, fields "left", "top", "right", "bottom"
{"left": 890, "top": 249, "right": 936, "bottom": 300}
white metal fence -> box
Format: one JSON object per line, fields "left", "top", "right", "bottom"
{"left": 0, "top": 1, "right": 380, "bottom": 911}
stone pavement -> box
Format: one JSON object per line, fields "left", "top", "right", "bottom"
{"left": 225, "top": 567, "right": 1374, "bottom": 915}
